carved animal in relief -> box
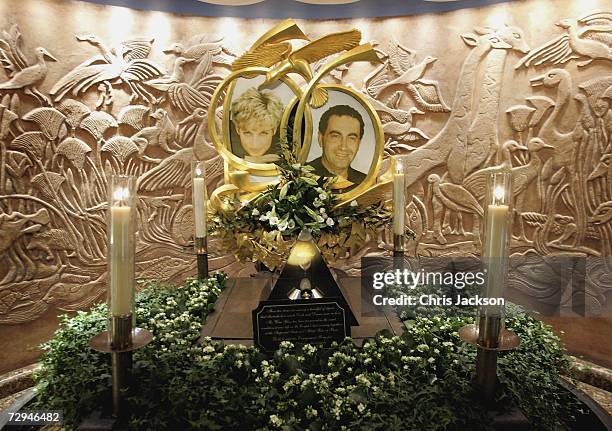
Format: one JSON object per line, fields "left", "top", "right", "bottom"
{"left": 0, "top": 24, "right": 57, "bottom": 105}
{"left": 50, "top": 35, "right": 164, "bottom": 103}
{"left": 529, "top": 69, "right": 576, "bottom": 168}
{"left": 516, "top": 11, "right": 612, "bottom": 68}
{"left": 27, "top": 229, "right": 77, "bottom": 261}
{"left": 399, "top": 25, "right": 528, "bottom": 188}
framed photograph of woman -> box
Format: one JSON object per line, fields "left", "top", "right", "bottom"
{"left": 298, "top": 84, "right": 383, "bottom": 199}
{"left": 222, "top": 73, "right": 301, "bottom": 175}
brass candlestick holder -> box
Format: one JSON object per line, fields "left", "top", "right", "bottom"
{"left": 393, "top": 233, "right": 405, "bottom": 257}
{"left": 195, "top": 236, "right": 209, "bottom": 280}
{"left": 91, "top": 174, "right": 153, "bottom": 421}
{"left": 459, "top": 170, "right": 520, "bottom": 404}
{"left": 192, "top": 160, "right": 209, "bottom": 280}
{"left": 459, "top": 314, "right": 520, "bottom": 402}
{"left": 89, "top": 317, "right": 153, "bottom": 419}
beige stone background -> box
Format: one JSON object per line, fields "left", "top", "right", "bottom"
{"left": 0, "top": 0, "right": 610, "bottom": 372}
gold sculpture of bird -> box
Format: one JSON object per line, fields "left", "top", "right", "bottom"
{"left": 232, "top": 22, "right": 361, "bottom": 108}
{"left": 163, "top": 34, "right": 236, "bottom": 66}
{"left": 231, "top": 18, "right": 309, "bottom": 71}
{"left": 266, "top": 29, "right": 362, "bottom": 107}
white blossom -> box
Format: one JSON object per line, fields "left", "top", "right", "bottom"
{"left": 326, "top": 217, "right": 335, "bottom": 226}
{"left": 270, "top": 414, "right": 283, "bottom": 426}
{"left": 252, "top": 208, "right": 260, "bottom": 216}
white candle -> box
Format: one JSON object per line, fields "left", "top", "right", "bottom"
{"left": 482, "top": 186, "right": 509, "bottom": 299}
{"left": 193, "top": 177, "right": 207, "bottom": 238}
{"left": 110, "top": 205, "right": 133, "bottom": 316}
{"left": 393, "top": 171, "right": 405, "bottom": 235}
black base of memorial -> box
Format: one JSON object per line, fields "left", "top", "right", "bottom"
{"left": 200, "top": 276, "right": 404, "bottom": 346}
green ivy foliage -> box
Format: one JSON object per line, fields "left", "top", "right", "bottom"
{"left": 32, "top": 275, "right": 582, "bottom": 430}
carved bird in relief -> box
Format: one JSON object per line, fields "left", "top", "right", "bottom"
{"left": 367, "top": 54, "right": 437, "bottom": 99}
{"left": 137, "top": 147, "right": 194, "bottom": 192}
{"left": 50, "top": 35, "right": 164, "bottom": 103}
{"left": 529, "top": 69, "right": 575, "bottom": 168}
{"left": 428, "top": 174, "right": 484, "bottom": 216}
{"left": 463, "top": 140, "right": 528, "bottom": 200}
{"left": 511, "top": 137, "right": 553, "bottom": 196}
{"left": 356, "top": 89, "right": 415, "bottom": 123}
{"left": 428, "top": 173, "right": 483, "bottom": 241}
{"left": 176, "top": 106, "right": 220, "bottom": 161}
{"left": 0, "top": 25, "right": 57, "bottom": 106}
{"left": 591, "top": 200, "right": 612, "bottom": 225}
{"left": 146, "top": 54, "right": 218, "bottom": 112}
{"left": 515, "top": 11, "right": 612, "bottom": 69}
{"left": 163, "top": 34, "right": 236, "bottom": 65}
{"left": 131, "top": 108, "right": 178, "bottom": 155}
{"left": 364, "top": 40, "right": 449, "bottom": 112}
{"left": 588, "top": 153, "right": 612, "bottom": 181}
{"left": 382, "top": 107, "right": 429, "bottom": 142}
{"left": 146, "top": 57, "right": 194, "bottom": 90}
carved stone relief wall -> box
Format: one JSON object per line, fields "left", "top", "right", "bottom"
{"left": 0, "top": 0, "right": 610, "bottom": 372}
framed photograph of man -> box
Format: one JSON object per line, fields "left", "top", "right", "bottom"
{"left": 221, "top": 73, "right": 301, "bottom": 175}
{"left": 300, "top": 85, "right": 383, "bottom": 198}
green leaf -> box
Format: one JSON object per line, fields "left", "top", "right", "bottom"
{"left": 304, "top": 206, "right": 320, "bottom": 221}
{"left": 302, "top": 177, "right": 318, "bottom": 186}
{"left": 279, "top": 182, "right": 291, "bottom": 200}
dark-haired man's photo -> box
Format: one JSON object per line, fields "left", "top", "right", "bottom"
{"left": 309, "top": 104, "right": 367, "bottom": 186}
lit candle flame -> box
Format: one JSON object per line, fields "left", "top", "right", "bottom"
{"left": 113, "top": 187, "right": 130, "bottom": 205}
{"left": 394, "top": 157, "right": 403, "bottom": 175}
{"left": 493, "top": 185, "right": 505, "bottom": 203}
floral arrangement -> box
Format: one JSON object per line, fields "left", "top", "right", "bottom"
{"left": 209, "top": 146, "right": 414, "bottom": 270}
{"left": 32, "top": 276, "right": 582, "bottom": 430}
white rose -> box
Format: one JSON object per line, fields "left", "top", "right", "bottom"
{"left": 319, "top": 192, "right": 328, "bottom": 200}
{"left": 252, "top": 208, "right": 260, "bottom": 216}
{"left": 350, "top": 200, "right": 358, "bottom": 207}
{"left": 319, "top": 207, "right": 326, "bottom": 214}
{"left": 326, "top": 217, "right": 334, "bottom": 226}
{"left": 313, "top": 198, "right": 322, "bottom": 208}
{"left": 269, "top": 216, "right": 279, "bottom": 226}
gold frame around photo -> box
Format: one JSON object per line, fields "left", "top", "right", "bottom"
{"left": 208, "top": 66, "right": 304, "bottom": 177}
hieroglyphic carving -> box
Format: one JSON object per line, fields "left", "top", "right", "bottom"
{"left": 0, "top": 3, "right": 610, "bottom": 329}
{"left": 0, "top": 23, "right": 238, "bottom": 324}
